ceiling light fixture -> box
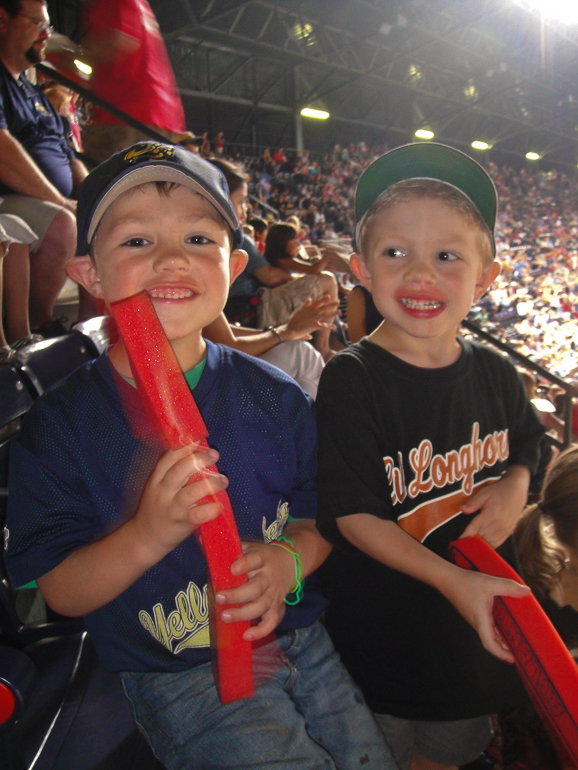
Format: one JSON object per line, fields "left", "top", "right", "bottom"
{"left": 300, "top": 108, "right": 329, "bottom": 119}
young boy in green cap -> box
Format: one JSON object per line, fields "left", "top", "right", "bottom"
{"left": 316, "top": 143, "right": 545, "bottom": 770}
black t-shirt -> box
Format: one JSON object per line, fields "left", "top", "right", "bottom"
{"left": 316, "top": 338, "right": 544, "bottom": 720}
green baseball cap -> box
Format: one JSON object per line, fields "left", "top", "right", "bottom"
{"left": 355, "top": 142, "right": 497, "bottom": 251}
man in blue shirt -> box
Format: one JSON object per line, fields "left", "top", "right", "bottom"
{"left": 0, "top": 0, "right": 92, "bottom": 333}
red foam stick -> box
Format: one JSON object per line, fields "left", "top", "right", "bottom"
{"left": 450, "top": 535, "right": 578, "bottom": 769}
{"left": 110, "top": 292, "right": 254, "bottom": 705}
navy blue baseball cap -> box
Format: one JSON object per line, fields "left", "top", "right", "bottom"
{"left": 76, "top": 141, "right": 243, "bottom": 255}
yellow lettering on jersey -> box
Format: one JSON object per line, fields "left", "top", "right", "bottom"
{"left": 139, "top": 582, "right": 210, "bottom": 654}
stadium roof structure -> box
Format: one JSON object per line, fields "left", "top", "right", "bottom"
{"left": 124, "top": 1, "right": 578, "bottom": 166}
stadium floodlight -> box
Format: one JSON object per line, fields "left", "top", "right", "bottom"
{"left": 74, "top": 60, "right": 92, "bottom": 75}
{"left": 526, "top": 151, "right": 541, "bottom": 160}
{"left": 300, "top": 108, "right": 329, "bottom": 119}
{"left": 471, "top": 141, "right": 490, "bottom": 150}
{"left": 415, "top": 129, "right": 434, "bottom": 140}
{"left": 513, "top": 0, "right": 578, "bottom": 24}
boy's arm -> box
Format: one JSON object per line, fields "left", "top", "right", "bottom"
{"left": 461, "top": 362, "right": 544, "bottom": 546}
{"left": 37, "top": 447, "right": 227, "bottom": 617}
{"left": 215, "top": 520, "right": 332, "bottom": 642}
{"left": 203, "top": 299, "right": 336, "bottom": 354}
{"left": 275, "top": 255, "right": 329, "bottom": 275}
{"left": 338, "top": 513, "right": 529, "bottom": 663}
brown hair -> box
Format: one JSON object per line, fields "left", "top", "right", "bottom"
{"left": 516, "top": 445, "right": 578, "bottom": 596}
{"left": 264, "top": 223, "right": 297, "bottom": 266}
{"left": 358, "top": 178, "right": 494, "bottom": 267}
{"left": 207, "top": 158, "right": 249, "bottom": 195}
{"left": 247, "top": 216, "right": 268, "bottom": 235}
{"left": 88, "top": 181, "right": 231, "bottom": 260}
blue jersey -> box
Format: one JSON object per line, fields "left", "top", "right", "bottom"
{"left": 0, "top": 60, "right": 74, "bottom": 197}
{"left": 6, "top": 341, "right": 325, "bottom": 672}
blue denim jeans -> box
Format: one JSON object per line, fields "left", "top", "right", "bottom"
{"left": 121, "top": 620, "right": 397, "bottom": 769}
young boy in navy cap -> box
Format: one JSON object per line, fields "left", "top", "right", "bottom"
{"left": 316, "top": 143, "right": 545, "bottom": 770}
{"left": 5, "top": 143, "right": 397, "bottom": 770}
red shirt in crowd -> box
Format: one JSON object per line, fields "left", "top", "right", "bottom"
{"left": 83, "top": 0, "right": 185, "bottom": 132}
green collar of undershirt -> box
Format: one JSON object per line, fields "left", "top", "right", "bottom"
{"left": 122, "top": 357, "right": 207, "bottom": 391}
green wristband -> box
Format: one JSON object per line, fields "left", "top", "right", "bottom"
{"left": 271, "top": 534, "right": 303, "bottom": 605}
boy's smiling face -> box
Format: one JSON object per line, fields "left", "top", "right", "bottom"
{"left": 353, "top": 196, "right": 499, "bottom": 366}
{"left": 69, "top": 184, "right": 246, "bottom": 371}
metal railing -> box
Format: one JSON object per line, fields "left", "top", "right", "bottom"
{"left": 461, "top": 319, "right": 574, "bottom": 449}
{"left": 37, "top": 63, "right": 167, "bottom": 148}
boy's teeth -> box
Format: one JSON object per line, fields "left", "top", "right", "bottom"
{"left": 149, "top": 289, "right": 194, "bottom": 299}
{"left": 400, "top": 298, "right": 443, "bottom": 310}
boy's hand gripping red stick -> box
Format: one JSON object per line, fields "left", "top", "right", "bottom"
{"left": 110, "top": 291, "right": 254, "bottom": 705}
{"left": 450, "top": 535, "right": 578, "bottom": 769}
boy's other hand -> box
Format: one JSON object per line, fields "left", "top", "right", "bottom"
{"left": 460, "top": 465, "right": 531, "bottom": 547}
{"left": 444, "top": 569, "right": 530, "bottom": 663}
{"left": 215, "top": 540, "right": 297, "bottom": 641}
{"left": 133, "top": 446, "right": 226, "bottom": 561}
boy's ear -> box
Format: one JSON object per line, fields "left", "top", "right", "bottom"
{"left": 474, "top": 259, "right": 501, "bottom": 301}
{"left": 350, "top": 253, "right": 372, "bottom": 291}
{"left": 66, "top": 255, "right": 104, "bottom": 299}
{"left": 228, "top": 248, "right": 248, "bottom": 286}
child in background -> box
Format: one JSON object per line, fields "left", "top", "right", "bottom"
{"left": 516, "top": 444, "right": 578, "bottom": 648}
{"left": 247, "top": 216, "right": 268, "bottom": 253}
{"left": 5, "top": 143, "right": 397, "bottom": 770}
{"left": 316, "top": 143, "right": 544, "bottom": 770}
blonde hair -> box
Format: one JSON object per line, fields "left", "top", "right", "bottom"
{"left": 358, "top": 178, "right": 494, "bottom": 266}
{"left": 516, "top": 445, "right": 578, "bottom": 596}
{"left": 285, "top": 215, "right": 301, "bottom": 230}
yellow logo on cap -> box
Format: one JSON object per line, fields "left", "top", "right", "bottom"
{"left": 124, "top": 143, "right": 174, "bottom": 164}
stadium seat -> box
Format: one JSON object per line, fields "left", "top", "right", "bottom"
{"left": 0, "top": 633, "right": 163, "bottom": 770}
{"left": 0, "top": 337, "right": 163, "bottom": 770}
{"left": 15, "top": 333, "right": 99, "bottom": 396}
{"left": 72, "top": 316, "right": 110, "bottom": 356}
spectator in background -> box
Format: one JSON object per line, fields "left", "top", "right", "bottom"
{"left": 261, "top": 222, "right": 339, "bottom": 360}
{"left": 0, "top": 0, "right": 95, "bottom": 334}
{"left": 209, "top": 157, "right": 290, "bottom": 326}
{"left": 214, "top": 131, "right": 224, "bottom": 156}
{"left": 178, "top": 132, "right": 203, "bottom": 154}
{"left": 39, "top": 76, "right": 82, "bottom": 152}
{"left": 247, "top": 215, "right": 268, "bottom": 253}
{"left": 210, "top": 157, "right": 339, "bottom": 361}
{"left": 203, "top": 296, "right": 336, "bottom": 399}
{"left": 273, "top": 147, "right": 285, "bottom": 164}
{"left": 77, "top": 0, "right": 186, "bottom": 163}
{"left": 200, "top": 131, "right": 210, "bottom": 157}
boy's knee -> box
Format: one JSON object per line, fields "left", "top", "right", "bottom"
{"left": 43, "top": 209, "right": 77, "bottom": 254}
{"left": 319, "top": 271, "right": 338, "bottom": 294}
